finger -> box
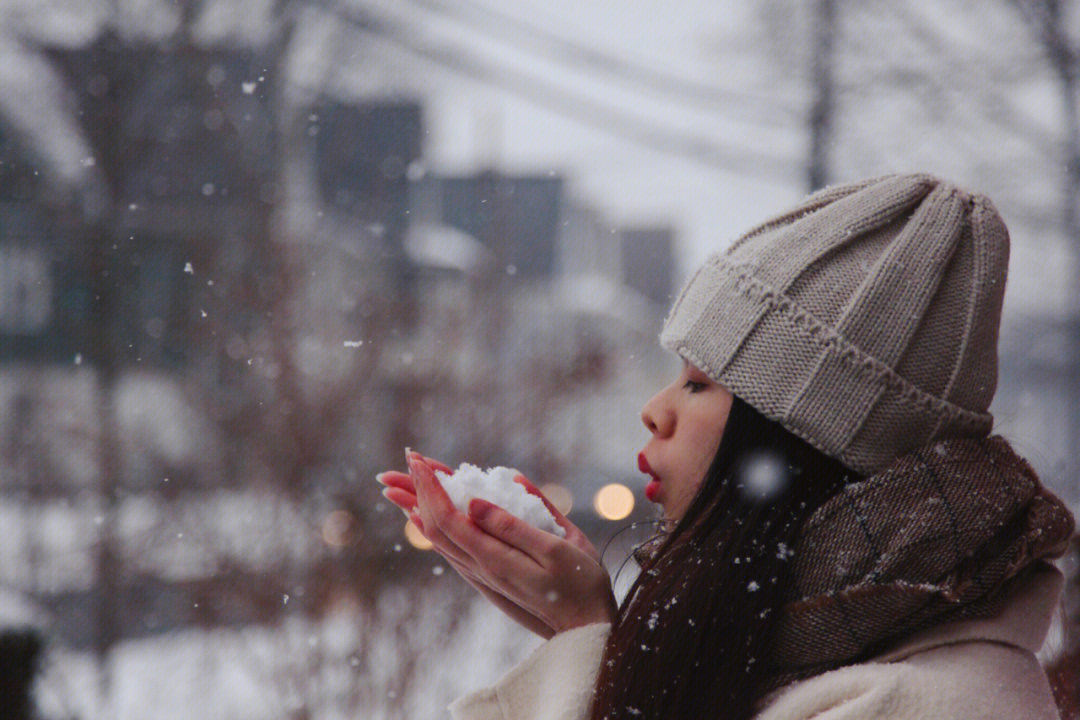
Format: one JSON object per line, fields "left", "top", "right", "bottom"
{"left": 420, "top": 454, "right": 453, "bottom": 475}
{"left": 410, "top": 458, "right": 546, "bottom": 588}
{"left": 467, "top": 498, "right": 563, "bottom": 568}
{"left": 410, "top": 512, "right": 475, "bottom": 568}
{"left": 514, "top": 474, "right": 571, "bottom": 528}
{"left": 402, "top": 449, "right": 454, "bottom": 477}
{"left": 409, "top": 454, "right": 458, "bottom": 521}
{"left": 409, "top": 512, "right": 424, "bottom": 534}
{"left": 376, "top": 471, "right": 415, "bottom": 493}
{"left": 406, "top": 466, "right": 476, "bottom": 569}
{"left": 381, "top": 487, "right": 416, "bottom": 513}
{"left": 514, "top": 475, "right": 601, "bottom": 563}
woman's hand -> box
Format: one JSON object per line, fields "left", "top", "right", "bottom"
{"left": 377, "top": 453, "right": 615, "bottom": 638}
{"left": 379, "top": 456, "right": 557, "bottom": 637}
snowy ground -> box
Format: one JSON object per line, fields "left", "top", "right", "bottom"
{"left": 31, "top": 588, "right": 541, "bottom": 720}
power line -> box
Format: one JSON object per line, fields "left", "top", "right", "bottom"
{"left": 401, "top": 0, "right": 802, "bottom": 129}
{"left": 323, "top": 2, "right": 800, "bottom": 181}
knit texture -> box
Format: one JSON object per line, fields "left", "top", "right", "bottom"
{"left": 660, "top": 174, "right": 1009, "bottom": 475}
{"left": 771, "top": 435, "right": 1074, "bottom": 681}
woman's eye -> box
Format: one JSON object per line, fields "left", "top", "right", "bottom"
{"left": 683, "top": 380, "right": 706, "bottom": 393}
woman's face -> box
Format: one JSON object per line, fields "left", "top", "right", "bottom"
{"left": 638, "top": 360, "right": 734, "bottom": 522}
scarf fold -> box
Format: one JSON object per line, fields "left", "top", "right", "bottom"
{"left": 773, "top": 435, "right": 1075, "bottom": 677}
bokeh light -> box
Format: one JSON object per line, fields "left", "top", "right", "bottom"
{"left": 737, "top": 451, "right": 789, "bottom": 502}
{"left": 593, "top": 483, "right": 634, "bottom": 520}
{"left": 321, "top": 510, "right": 356, "bottom": 547}
{"left": 404, "top": 519, "right": 433, "bottom": 550}
{"left": 539, "top": 483, "right": 574, "bottom": 515}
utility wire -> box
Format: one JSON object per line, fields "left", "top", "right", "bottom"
{"left": 401, "top": 0, "right": 802, "bottom": 129}
{"left": 324, "top": 3, "right": 800, "bottom": 181}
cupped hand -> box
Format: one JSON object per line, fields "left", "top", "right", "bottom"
{"left": 377, "top": 453, "right": 615, "bottom": 637}
{"left": 377, "top": 456, "right": 556, "bottom": 635}
{"left": 377, "top": 455, "right": 601, "bottom": 563}
{"left": 378, "top": 455, "right": 558, "bottom": 636}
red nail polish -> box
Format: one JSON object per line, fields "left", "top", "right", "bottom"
{"left": 469, "top": 498, "right": 491, "bottom": 521}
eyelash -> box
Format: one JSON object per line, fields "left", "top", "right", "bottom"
{"left": 683, "top": 380, "right": 706, "bottom": 393}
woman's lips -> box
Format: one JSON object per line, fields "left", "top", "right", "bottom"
{"left": 644, "top": 479, "right": 661, "bottom": 503}
{"left": 638, "top": 452, "right": 662, "bottom": 503}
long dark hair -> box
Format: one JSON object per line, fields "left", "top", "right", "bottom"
{"left": 590, "top": 396, "right": 861, "bottom": 720}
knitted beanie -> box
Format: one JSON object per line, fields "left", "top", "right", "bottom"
{"left": 660, "top": 174, "right": 1010, "bottom": 475}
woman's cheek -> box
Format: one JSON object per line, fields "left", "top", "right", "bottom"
{"left": 693, "top": 442, "right": 719, "bottom": 479}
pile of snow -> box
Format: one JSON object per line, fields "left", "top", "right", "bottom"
{"left": 435, "top": 463, "right": 566, "bottom": 538}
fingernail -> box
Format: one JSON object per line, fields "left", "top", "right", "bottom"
{"left": 375, "top": 472, "right": 389, "bottom": 485}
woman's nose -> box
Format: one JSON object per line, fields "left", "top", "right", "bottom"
{"left": 641, "top": 391, "right": 674, "bottom": 437}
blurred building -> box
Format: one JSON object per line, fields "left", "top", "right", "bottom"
{"left": 313, "top": 99, "right": 423, "bottom": 281}
{"left": 409, "top": 171, "right": 564, "bottom": 279}
{"left": 620, "top": 227, "right": 676, "bottom": 311}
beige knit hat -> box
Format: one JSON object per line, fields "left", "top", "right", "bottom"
{"left": 660, "top": 174, "right": 1010, "bottom": 475}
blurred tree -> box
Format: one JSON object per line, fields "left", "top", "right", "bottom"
{"left": 1009, "top": 0, "right": 1080, "bottom": 528}
{"left": 2, "top": 0, "right": 414, "bottom": 709}
{"left": 0, "top": 2, "right": 597, "bottom": 716}
{"left": 808, "top": 0, "right": 837, "bottom": 190}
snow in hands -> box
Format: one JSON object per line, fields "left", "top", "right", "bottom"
{"left": 435, "top": 463, "right": 566, "bottom": 538}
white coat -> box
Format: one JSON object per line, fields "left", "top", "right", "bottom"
{"left": 449, "top": 563, "right": 1064, "bottom": 720}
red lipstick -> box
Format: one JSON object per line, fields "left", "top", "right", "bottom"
{"left": 638, "top": 452, "right": 661, "bottom": 503}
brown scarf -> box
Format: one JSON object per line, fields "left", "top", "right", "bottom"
{"left": 772, "top": 435, "right": 1075, "bottom": 679}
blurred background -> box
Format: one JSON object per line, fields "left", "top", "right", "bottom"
{"left": 0, "top": 1, "right": 1078, "bottom": 718}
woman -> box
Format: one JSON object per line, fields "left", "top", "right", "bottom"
{"left": 378, "top": 174, "right": 1075, "bottom": 719}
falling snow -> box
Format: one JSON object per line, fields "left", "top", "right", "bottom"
{"left": 737, "top": 451, "right": 789, "bottom": 502}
